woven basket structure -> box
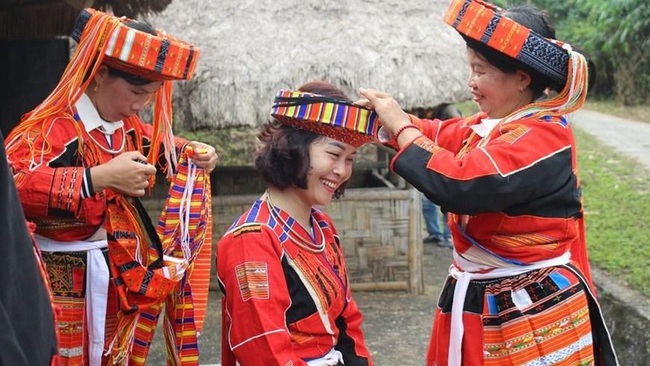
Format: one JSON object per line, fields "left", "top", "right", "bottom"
{"left": 144, "top": 187, "right": 424, "bottom": 294}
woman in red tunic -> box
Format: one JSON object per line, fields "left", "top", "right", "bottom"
{"left": 359, "top": 0, "right": 618, "bottom": 365}
{"left": 217, "top": 81, "right": 375, "bottom": 366}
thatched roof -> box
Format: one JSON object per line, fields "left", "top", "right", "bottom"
{"left": 0, "top": 0, "right": 171, "bottom": 39}
{"left": 148, "top": 0, "right": 471, "bottom": 129}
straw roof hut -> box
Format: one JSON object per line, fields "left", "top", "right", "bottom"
{"left": 148, "top": 0, "right": 471, "bottom": 130}
{"left": 0, "top": 0, "right": 171, "bottom": 39}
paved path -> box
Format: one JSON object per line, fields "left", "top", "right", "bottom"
{"left": 573, "top": 109, "right": 650, "bottom": 169}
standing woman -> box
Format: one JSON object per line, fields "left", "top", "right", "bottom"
{"left": 6, "top": 8, "right": 216, "bottom": 365}
{"left": 359, "top": 0, "right": 618, "bottom": 365}
{"left": 217, "top": 81, "right": 374, "bottom": 366}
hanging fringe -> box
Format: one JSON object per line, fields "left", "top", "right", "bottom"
{"left": 502, "top": 48, "right": 589, "bottom": 125}
{"left": 155, "top": 149, "right": 212, "bottom": 364}
{"left": 105, "top": 311, "right": 140, "bottom": 365}
{"left": 6, "top": 11, "right": 177, "bottom": 184}
{"left": 5, "top": 13, "right": 119, "bottom": 169}
{"left": 149, "top": 81, "right": 178, "bottom": 182}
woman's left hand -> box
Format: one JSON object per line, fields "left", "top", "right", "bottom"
{"left": 186, "top": 141, "right": 218, "bottom": 173}
{"left": 357, "top": 88, "right": 411, "bottom": 135}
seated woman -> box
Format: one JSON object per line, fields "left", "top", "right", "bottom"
{"left": 216, "top": 81, "right": 375, "bottom": 366}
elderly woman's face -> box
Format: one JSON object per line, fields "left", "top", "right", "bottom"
{"left": 466, "top": 48, "right": 531, "bottom": 119}
{"left": 91, "top": 68, "right": 162, "bottom": 122}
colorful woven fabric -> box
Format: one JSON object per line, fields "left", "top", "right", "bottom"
{"left": 103, "top": 150, "right": 211, "bottom": 365}
{"left": 427, "top": 266, "right": 609, "bottom": 365}
{"left": 72, "top": 8, "right": 199, "bottom": 82}
{"left": 157, "top": 151, "right": 212, "bottom": 365}
{"left": 271, "top": 90, "right": 379, "bottom": 147}
{"left": 41, "top": 251, "right": 87, "bottom": 364}
{"left": 443, "top": 0, "right": 569, "bottom": 85}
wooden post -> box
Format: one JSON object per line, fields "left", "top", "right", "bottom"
{"left": 408, "top": 188, "right": 424, "bottom": 294}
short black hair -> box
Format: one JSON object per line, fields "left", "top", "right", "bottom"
{"left": 254, "top": 124, "right": 320, "bottom": 190}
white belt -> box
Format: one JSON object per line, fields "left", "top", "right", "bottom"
{"left": 35, "top": 234, "right": 109, "bottom": 366}
{"left": 307, "top": 348, "right": 344, "bottom": 366}
{"left": 447, "top": 251, "right": 571, "bottom": 366}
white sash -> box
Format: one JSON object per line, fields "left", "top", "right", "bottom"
{"left": 447, "top": 251, "right": 571, "bottom": 366}
{"left": 35, "top": 234, "right": 110, "bottom": 366}
{"left": 306, "top": 348, "right": 344, "bottom": 366}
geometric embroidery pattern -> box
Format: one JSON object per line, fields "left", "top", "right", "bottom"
{"left": 235, "top": 261, "right": 270, "bottom": 301}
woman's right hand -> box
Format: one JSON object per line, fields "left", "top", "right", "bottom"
{"left": 90, "top": 151, "right": 157, "bottom": 197}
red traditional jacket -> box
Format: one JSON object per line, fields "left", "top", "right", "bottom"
{"left": 391, "top": 113, "right": 593, "bottom": 282}
{"left": 8, "top": 101, "right": 187, "bottom": 242}
{"left": 217, "top": 199, "right": 373, "bottom": 366}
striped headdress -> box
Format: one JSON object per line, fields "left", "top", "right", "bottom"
{"left": 71, "top": 8, "right": 199, "bottom": 82}
{"left": 443, "top": 0, "right": 590, "bottom": 124}
{"left": 271, "top": 90, "right": 379, "bottom": 147}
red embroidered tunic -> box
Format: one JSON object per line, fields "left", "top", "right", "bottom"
{"left": 388, "top": 113, "right": 617, "bottom": 365}
{"left": 393, "top": 113, "right": 585, "bottom": 266}
{"left": 6, "top": 94, "right": 189, "bottom": 365}
{"left": 8, "top": 97, "right": 186, "bottom": 242}
{"left": 217, "top": 199, "right": 373, "bottom": 366}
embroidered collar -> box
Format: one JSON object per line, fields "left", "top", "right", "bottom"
{"left": 76, "top": 93, "right": 124, "bottom": 135}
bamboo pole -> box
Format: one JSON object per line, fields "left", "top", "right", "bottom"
{"left": 407, "top": 188, "right": 424, "bottom": 294}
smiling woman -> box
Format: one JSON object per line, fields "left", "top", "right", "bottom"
{"left": 216, "top": 81, "right": 377, "bottom": 366}
{"left": 357, "top": 0, "right": 618, "bottom": 365}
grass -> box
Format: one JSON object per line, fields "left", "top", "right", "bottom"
{"left": 585, "top": 99, "right": 650, "bottom": 124}
{"left": 576, "top": 129, "right": 650, "bottom": 296}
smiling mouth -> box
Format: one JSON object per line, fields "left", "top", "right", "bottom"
{"left": 321, "top": 179, "right": 338, "bottom": 191}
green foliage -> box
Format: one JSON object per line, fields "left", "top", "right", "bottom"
{"left": 491, "top": 0, "right": 650, "bottom": 105}
{"left": 176, "top": 127, "right": 260, "bottom": 166}
{"left": 575, "top": 128, "right": 650, "bottom": 296}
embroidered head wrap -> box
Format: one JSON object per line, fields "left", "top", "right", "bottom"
{"left": 6, "top": 7, "right": 199, "bottom": 178}
{"left": 271, "top": 90, "right": 379, "bottom": 147}
{"left": 71, "top": 8, "right": 199, "bottom": 82}
{"left": 444, "top": 0, "right": 589, "bottom": 124}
